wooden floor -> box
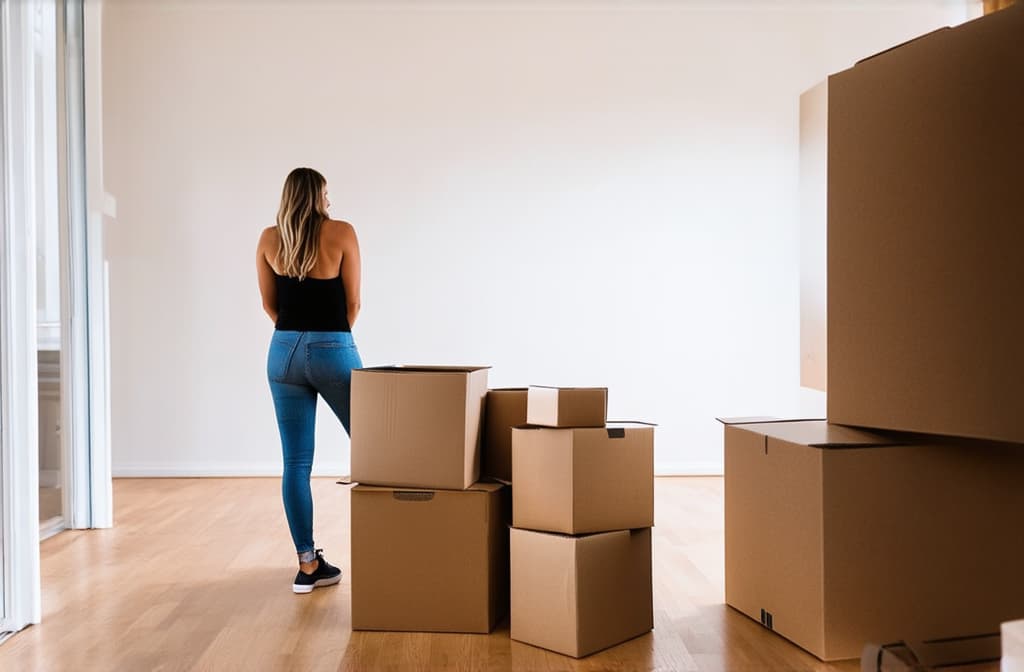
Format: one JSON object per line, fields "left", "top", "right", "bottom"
{"left": 0, "top": 477, "right": 995, "bottom": 671}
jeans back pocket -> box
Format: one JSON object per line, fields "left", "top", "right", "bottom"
{"left": 267, "top": 333, "right": 301, "bottom": 382}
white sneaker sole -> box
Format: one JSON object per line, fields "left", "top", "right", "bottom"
{"left": 293, "top": 574, "right": 342, "bottom": 594}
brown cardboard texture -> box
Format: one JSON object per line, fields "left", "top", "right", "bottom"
{"left": 827, "top": 6, "right": 1024, "bottom": 443}
{"left": 482, "top": 388, "right": 528, "bottom": 482}
{"left": 350, "top": 482, "right": 509, "bottom": 633}
{"left": 510, "top": 527, "right": 653, "bottom": 658}
{"left": 723, "top": 419, "right": 1024, "bottom": 661}
{"left": 512, "top": 424, "right": 653, "bottom": 534}
{"left": 526, "top": 386, "right": 607, "bottom": 428}
{"left": 351, "top": 366, "right": 489, "bottom": 489}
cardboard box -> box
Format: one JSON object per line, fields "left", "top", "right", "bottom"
{"left": 482, "top": 388, "right": 528, "bottom": 482}
{"left": 510, "top": 527, "right": 653, "bottom": 658}
{"left": 526, "top": 386, "right": 607, "bottom": 428}
{"left": 723, "top": 419, "right": 1024, "bottom": 661}
{"left": 350, "top": 482, "right": 509, "bottom": 633}
{"left": 512, "top": 424, "right": 654, "bottom": 535}
{"left": 827, "top": 5, "right": 1024, "bottom": 443}
{"left": 351, "top": 366, "right": 489, "bottom": 490}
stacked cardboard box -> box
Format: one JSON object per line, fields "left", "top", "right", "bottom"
{"left": 727, "top": 4, "right": 1024, "bottom": 662}
{"left": 826, "top": 3, "right": 1024, "bottom": 445}
{"left": 509, "top": 386, "right": 655, "bottom": 658}
{"left": 348, "top": 366, "right": 509, "bottom": 633}
{"left": 721, "top": 419, "right": 1024, "bottom": 660}
{"left": 480, "top": 387, "right": 528, "bottom": 483}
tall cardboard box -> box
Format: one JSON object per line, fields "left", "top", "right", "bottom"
{"left": 350, "top": 482, "right": 509, "bottom": 633}
{"left": 482, "top": 388, "right": 528, "bottom": 482}
{"left": 512, "top": 424, "right": 654, "bottom": 535}
{"left": 827, "top": 5, "right": 1024, "bottom": 443}
{"left": 510, "top": 527, "right": 653, "bottom": 658}
{"left": 350, "top": 366, "right": 489, "bottom": 490}
{"left": 723, "top": 419, "right": 1024, "bottom": 661}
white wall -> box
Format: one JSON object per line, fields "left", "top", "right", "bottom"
{"left": 102, "top": 0, "right": 971, "bottom": 477}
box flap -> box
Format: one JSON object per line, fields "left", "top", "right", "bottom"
{"left": 852, "top": 27, "right": 950, "bottom": 66}
{"left": 717, "top": 416, "right": 823, "bottom": 425}
{"left": 838, "top": 3, "right": 1023, "bottom": 73}
{"left": 848, "top": 2, "right": 1023, "bottom": 71}
{"left": 728, "top": 419, "right": 902, "bottom": 448}
{"left": 357, "top": 365, "right": 491, "bottom": 373}
{"left": 514, "top": 422, "right": 653, "bottom": 432}
{"left": 529, "top": 385, "right": 608, "bottom": 391}
{"left": 489, "top": 387, "right": 529, "bottom": 392}
{"left": 353, "top": 481, "right": 503, "bottom": 494}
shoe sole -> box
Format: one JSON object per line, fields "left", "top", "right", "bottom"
{"left": 293, "top": 574, "right": 342, "bottom": 594}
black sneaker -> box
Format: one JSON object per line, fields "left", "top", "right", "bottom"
{"left": 292, "top": 549, "right": 342, "bottom": 594}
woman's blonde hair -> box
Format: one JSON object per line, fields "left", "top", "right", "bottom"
{"left": 276, "top": 167, "right": 330, "bottom": 280}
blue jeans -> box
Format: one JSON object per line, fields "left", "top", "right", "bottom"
{"left": 267, "top": 330, "right": 362, "bottom": 554}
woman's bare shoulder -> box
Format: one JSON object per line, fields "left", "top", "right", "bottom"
{"left": 259, "top": 225, "right": 280, "bottom": 244}
{"left": 324, "top": 219, "right": 356, "bottom": 238}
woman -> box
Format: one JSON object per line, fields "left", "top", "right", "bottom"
{"left": 257, "top": 167, "right": 362, "bottom": 594}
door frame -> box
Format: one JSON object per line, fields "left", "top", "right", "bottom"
{"left": 0, "top": 0, "right": 43, "bottom": 636}
{"left": 0, "top": 0, "right": 112, "bottom": 639}
{"left": 60, "top": 0, "right": 113, "bottom": 532}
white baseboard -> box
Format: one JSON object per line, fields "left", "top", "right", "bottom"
{"left": 654, "top": 462, "right": 723, "bottom": 477}
{"left": 40, "top": 516, "right": 65, "bottom": 541}
{"left": 112, "top": 462, "right": 348, "bottom": 478}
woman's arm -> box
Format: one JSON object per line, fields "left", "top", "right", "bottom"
{"left": 341, "top": 223, "right": 361, "bottom": 328}
{"left": 256, "top": 228, "right": 278, "bottom": 324}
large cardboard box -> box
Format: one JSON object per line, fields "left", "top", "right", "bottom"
{"left": 510, "top": 527, "right": 653, "bottom": 658}
{"left": 526, "top": 386, "right": 607, "bottom": 428}
{"left": 351, "top": 366, "right": 489, "bottom": 490}
{"left": 482, "top": 388, "right": 528, "bottom": 482}
{"left": 350, "top": 482, "right": 509, "bottom": 633}
{"left": 512, "top": 424, "right": 654, "bottom": 534}
{"left": 827, "top": 5, "right": 1024, "bottom": 443}
{"left": 723, "top": 419, "right": 1024, "bottom": 661}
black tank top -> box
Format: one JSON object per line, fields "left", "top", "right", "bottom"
{"left": 274, "top": 273, "right": 351, "bottom": 332}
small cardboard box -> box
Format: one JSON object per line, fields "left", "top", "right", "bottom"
{"left": 526, "top": 386, "right": 607, "bottom": 428}
{"left": 350, "top": 366, "right": 489, "bottom": 490}
{"left": 350, "top": 481, "right": 509, "bottom": 633}
{"left": 482, "top": 388, "right": 528, "bottom": 483}
{"left": 827, "top": 4, "right": 1024, "bottom": 443}
{"left": 510, "top": 527, "right": 653, "bottom": 658}
{"left": 723, "top": 419, "right": 1024, "bottom": 661}
{"left": 512, "top": 424, "right": 654, "bottom": 535}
